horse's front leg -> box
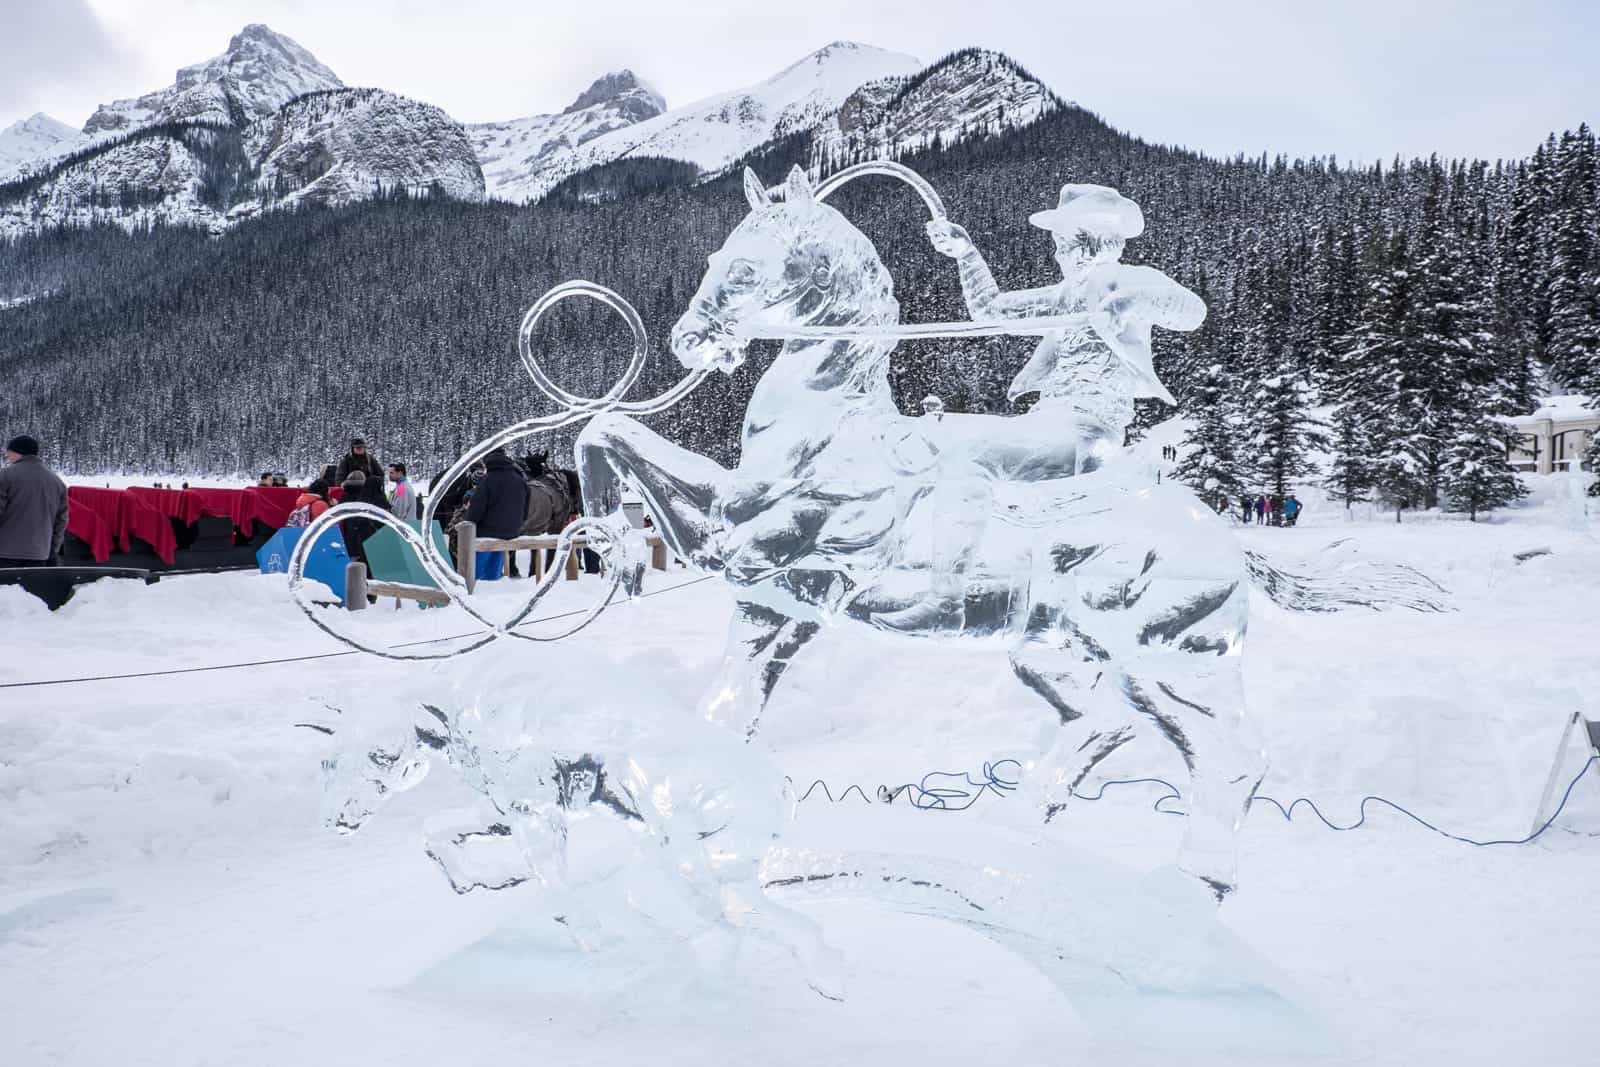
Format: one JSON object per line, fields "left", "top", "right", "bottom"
{"left": 1007, "top": 602, "right": 1138, "bottom": 822}
{"left": 1101, "top": 571, "right": 1262, "bottom": 898}
{"left": 575, "top": 412, "right": 730, "bottom": 574}
{"left": 1117, "top": 608, "right": 1262, "bottom": 899}
{"left": 704, "top": 596, "right": 821, "bottom": 739}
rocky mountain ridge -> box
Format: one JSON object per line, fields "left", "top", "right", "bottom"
{"left": 468, "top": 70, "right": 668, "bottom": 204}
{"left": 2, "top": 29, "right": 1062, "bottom": 231}
{"left": 0, "top": 28, "right": 483, "bottom": 237}
{"left": 84, "top": 23, "right": 343, "bottom": 137}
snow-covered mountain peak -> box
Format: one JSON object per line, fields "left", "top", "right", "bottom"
{"left": 0, "top": 113, "right": 80, "bottom": 176}
{"left": 813, "top": 47, "right": 1062, "bottom": 166}
{"left": 83, "top": 23, "right": 343, "bottom": 137}
{"left": 761, "top": 41, "right": 921, "bottom": 101}
{"left": 565, "top": 70, "right": 665, "bottom": 119}
{"left": 4, "top": 113, "right": 76, "bottom": 138}
{"left": 472, "top": 42, "right": 921, "bottom": 203}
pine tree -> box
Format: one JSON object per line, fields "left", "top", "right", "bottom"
{"left": 1404, "top": 159, "right": 1494, "bottom": 508}
{"left": 1546, "top": 126, "right": 1600, "bottom": 391}
{"left": 1173, "top": 363, "right": 1245, "bottom": 506}
{"left": 1246, "top": 371, "right": 1327, "bottom": 499}
{"left": 1587, "top": 417, "right": 1600, "bottom": 497}
{"left": 1329, "top": 232, "right": 1412, "bottom": 511}
{"left": 1442, "top": 393, "right": 1527, "bottom": 519}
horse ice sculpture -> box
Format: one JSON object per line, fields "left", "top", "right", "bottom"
{"left": 292, "top": 159, "right": 1262, "bottom": 970}
{"left": 575, "top": 165, "right": 1260, "bottom": 895}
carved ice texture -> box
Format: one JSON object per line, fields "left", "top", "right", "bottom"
{"left": 317, "top": 657, "right": 843, "bottom": 995}
{"left": 291, "top": 160, "right": 1260, "bottom": 896}
{"left": 577, "top": 164, "right": 1260, "bottom": 893}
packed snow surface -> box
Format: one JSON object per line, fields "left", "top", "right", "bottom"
{"left": 3, "top": 471, "right": 1599, "bottom": 1065}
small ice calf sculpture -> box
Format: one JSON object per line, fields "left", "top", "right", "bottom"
{"left": 319, "top": 660, "right": 843, "bottom": 997}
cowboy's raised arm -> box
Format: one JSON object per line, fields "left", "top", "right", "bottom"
{"left": 926, "top": 219, "right": 1058, "bottom": 321}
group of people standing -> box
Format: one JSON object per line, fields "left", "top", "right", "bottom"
{"left": 296, "top": 437, "right": 591, "bottom": 583}
{"left": 426, "top": 448, "right": 592, "bottom": 581}
{"left": 283, "top": 437, "right": 419, "bottom": 565}
{"left": 1230, "top": 492, "right": 1302, "bottom": 527}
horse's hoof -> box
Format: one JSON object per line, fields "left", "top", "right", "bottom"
{"left": 604, "top": 525, "right": 650, "bottom": 599}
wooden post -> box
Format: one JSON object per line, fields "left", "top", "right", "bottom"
{"left": 344, "top": 561, "right": 368, "bottom": 610}
{"left": 533, "top": 544, "right": 545, "bottom": 583}
{"left": 457, "top": 521, "right": 476, "bottom": 594}
{"left": 650, "top": 536, "right": 667, "bottom": 571}
{"left": 565, "top": 544, "right": 580, "bottom": 581}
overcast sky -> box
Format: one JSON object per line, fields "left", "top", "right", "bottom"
{"left": 2, "top": 0, "right": 1595, "bottom": 163}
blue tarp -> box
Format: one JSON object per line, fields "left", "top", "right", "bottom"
{"left": 256, "top": 525, "right": 351, "bottom": 602}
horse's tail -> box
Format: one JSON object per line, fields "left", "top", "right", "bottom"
{"left": 1243, "top": 544, "right": 1450, "bottom": 614}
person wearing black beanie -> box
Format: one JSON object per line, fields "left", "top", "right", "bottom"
{"left": 1, "top": 434, "right": 68, "bottom": 566}
{"left": 334, "top": 437, "right": 382, "bottom": 484}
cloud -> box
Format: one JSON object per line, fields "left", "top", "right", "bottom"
{"left": 0, "top": 0, "right": 138, "bottom": 126}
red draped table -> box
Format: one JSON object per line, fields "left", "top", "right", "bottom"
{"left": 64, "top": 486, "right": 308, "bottom": 564}
{"left": 64, "top": 487, "right": 121, "bottom": 563}
{"left": 184, "top": 486, "right": 303, "bottom": 537}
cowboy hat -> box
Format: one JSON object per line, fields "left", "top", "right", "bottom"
{"left": 1029, "top": 184, "right": 1144, "bottom": 239}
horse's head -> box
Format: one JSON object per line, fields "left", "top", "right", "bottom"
{"left": 671, "top": 165, "right": 897, "bottom": 373}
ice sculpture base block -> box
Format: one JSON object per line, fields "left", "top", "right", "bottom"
{"left": 771, "top": 812, "right": 1345, "bottom": 1060}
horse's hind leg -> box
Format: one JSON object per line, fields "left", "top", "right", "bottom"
{"left": 575, "top": 412, "right": 729, "bottom": 571}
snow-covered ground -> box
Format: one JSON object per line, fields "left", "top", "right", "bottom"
{"left": 4, "top": 469, "right": 1600, "bottom": 1065}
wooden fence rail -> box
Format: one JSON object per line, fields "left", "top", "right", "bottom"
{"left": 345, "top": 522, "right": 668, "bottom": 608}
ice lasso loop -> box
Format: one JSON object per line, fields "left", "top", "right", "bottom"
{"left": 287, "top": 280, "right": 708, "bottom": 660}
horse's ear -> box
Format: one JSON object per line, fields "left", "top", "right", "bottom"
{"left": 784, "top": 165, "right": 813, "bottom": 204}
{"left": 743, "top": 167, "right": 769, "bottom": 210}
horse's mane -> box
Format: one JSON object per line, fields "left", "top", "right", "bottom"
{"left": 750, "top": 195, "right": 899, "bottom": 328}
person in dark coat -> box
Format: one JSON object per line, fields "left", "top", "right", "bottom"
{"left": 465, "top": 451, "right": 529, "bottom": 540}
{"left": 334, "top": 437, "right": 383, "bottom": 484}
{"left": 339, "top": 470, "right": 381, "bottom": 565}
{"left": 465, "top": 450, "right": 528, "bottom": 582}
{"left": 358, "top": 470, "right": 388, "bottom": 511}
{"left": 563, "top": 467, "right": 602, "bottom": 575}
{"left": 0, "top": 435, "right": 69, "bottom": 566}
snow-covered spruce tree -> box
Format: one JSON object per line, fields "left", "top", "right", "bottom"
{"left": 1326, "top": 231, "right": 1412, "bottom": 509}
{"left": 1174, "top": 363, "right": 1246, "bottom": 507}
{"left": 1545, "top": 126, "right": 1599, "bottom": 392}
{"left": 1442, "top": 398, "right": 1527, "bottom": 520}
{"left": 1324, "top": 404, "right": 1373, "bottom": 508}
{"left": 1404, "top": 160, "right": 1495, "bottom": 508}
{"left": 1588, "top": 416, "right": 1600, "bottom": 497}
{"left": 1246, "top": 371, "right": 1327, "bottom": 499}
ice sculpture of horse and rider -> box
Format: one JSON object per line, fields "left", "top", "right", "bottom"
{"left": 290, "top": 161, "right": 1270, "bottom": 1010}
{"left": 577, "top": 164, "right": 1259, "bottom": 897}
